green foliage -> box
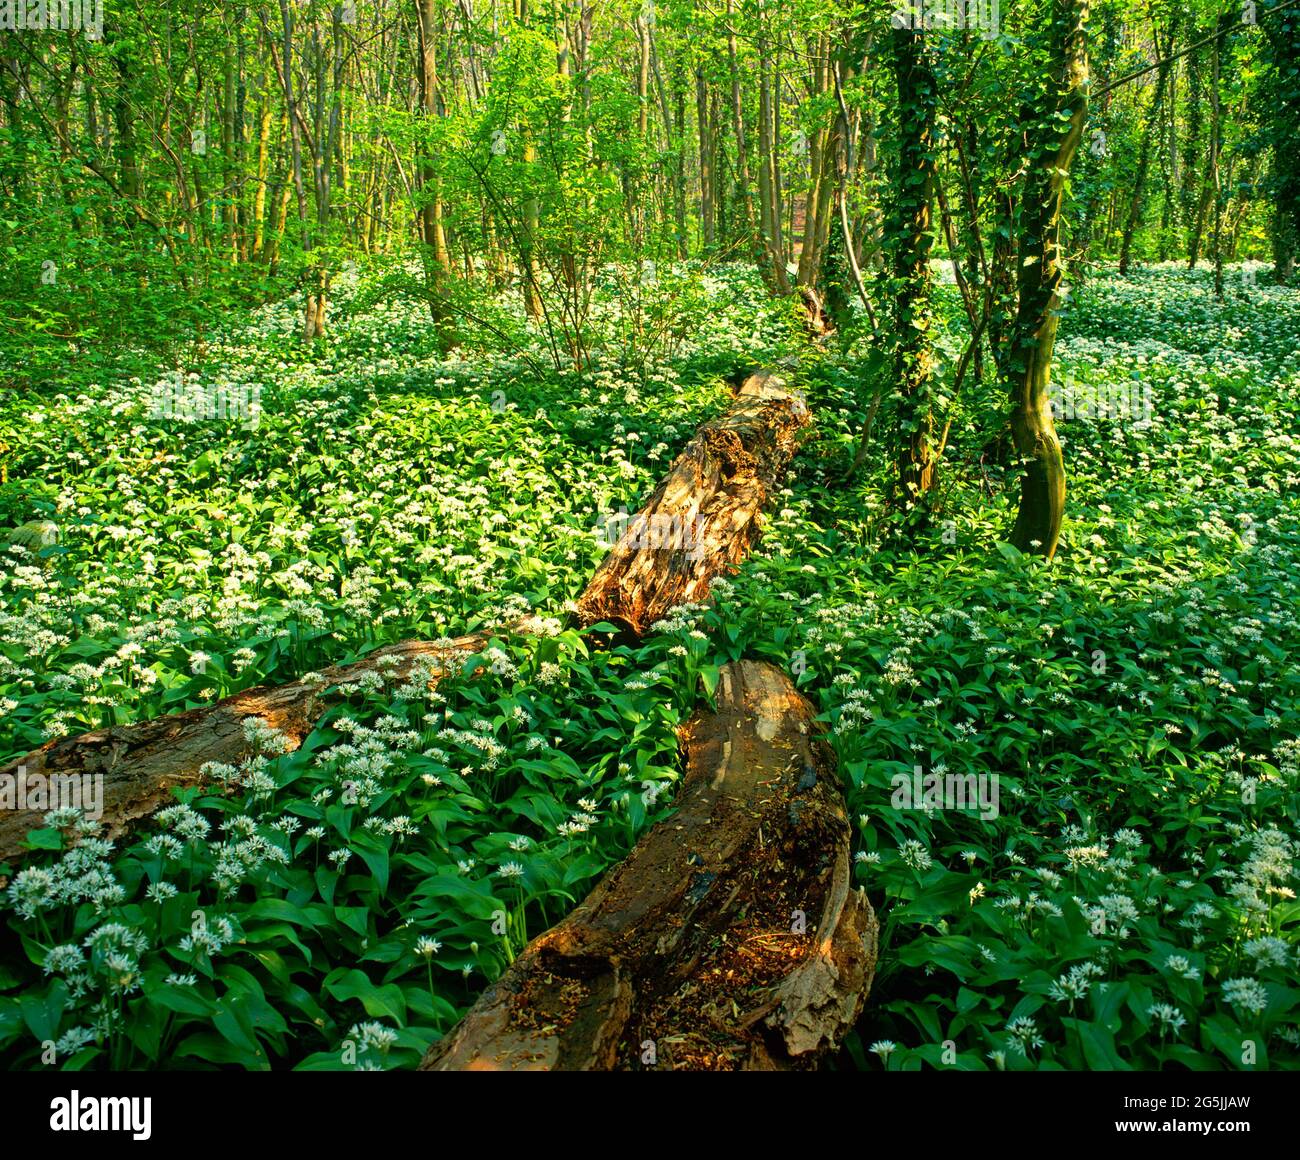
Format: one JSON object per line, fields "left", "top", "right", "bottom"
{"left": 0, "top": 626, "right": 699, "bottom": 1069}
{"left": 715, "top": 262, "right": 1300, "bottom": 1071}
{"left": 1, "top": 252, "right": 1297, "bottom": 1071}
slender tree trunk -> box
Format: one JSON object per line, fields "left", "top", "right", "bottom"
{"left": 1189, "top": 166, "right": 1213, "bottom": 269}
{"left": 1118, "top": 42, "right": 1173, "bottom": 275}
{"left": 272, "top": 0, "right": 316, "bottom": 338}
{"left": 696, "top": 65, "right": 715, "bottom": 249}
{"left": 266, "top": 178, "right": 292, "bottom": 274}
{"left": 727, "top": 0, "right": 765, "bottom": 278}
{"left": 222, "top": 37, "right": 239, "bottom": 262}
{"left": 251, "top": 87, "right": 272, "bottom": 263}
{"left": 522, "top": 130, "right": 543, "bottom": 320}
{"left": 797, "top": 34, "right": 837, "bottom": 290}
{"left": 1210, "top": 13, "right": 1228, "bottom": 301}
{"left": 673, "top": 81, "right": 688, "bottom": 258}
{"left": 757, "top": 38, "right": 790, "bottom": 293}
{"left": 416, "top": 0, "right": 453, "bottom": 341}
{"left": 636, "top": 8, "right": 650, "bottom": 139}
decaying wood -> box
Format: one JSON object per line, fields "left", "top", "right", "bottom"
{"left": 575, "top": 369, "right": 810, "bottom": 635}
{"left": 1, "top": 367, "right": 812, "bottom": 864}
{"left": 799, "top": 285, "right": 832, "bottom": 337}
{"left": 420, "top": 660, "right": 876, "bottom": 1071}
{"left": 0, "top": 630, "right": 511, "bottom": 866}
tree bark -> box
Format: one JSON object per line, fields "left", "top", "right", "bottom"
{"left": 756, "top": 25, "right": 790, "bottom": 294}
{"left": 575, "top": 369, "right": 810, "bottom": 636}
{"left": 522, "top": 127, "right": 544, "bottom": 321}
{"left": 727, "top": 0, "right": 766, "bottom": 278}
{"left": 1210, "top": 13, "right": 1228, "bottom": 301}
{"left": 416, "top": 0, "right": 453, "bottom": 342}
{"left": 419, "top": 660, "right": 876, "bottom": 1071}
{"left": 1182, "top": 40, "right": 1205, "bottom": 265}
{"left": 0, "top": 633, "right": 517, "bottom": 866}
{"left": 251, "top": 77, "right": 272, "bottom": 263}
{"left": 1265, "top": 2, "right": 1300, "bottom": 283}
{"left": 696, "top": 64, "right": 715, "bottom": 250}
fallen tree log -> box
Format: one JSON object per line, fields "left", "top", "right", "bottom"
{"left": 0, "top": 630, "right": 508, "bottom": 865}
{"left": 575, "top": 369, "right": 809, "bottom": 635}
{"left": 0, "top": 368, "right": 810, "bottom": 867}
{"left": 420, "top": 660, "right": 876, "bottom": 1071}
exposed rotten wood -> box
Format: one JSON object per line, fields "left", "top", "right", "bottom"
{"left": 574, "top": 368, "right": 810, "bottom": 636}
{"left": 420, "top": 660, "right": 876, "bottom": 1071}
{"left": 0, "top": 629, "right": 514, "bottom": 866}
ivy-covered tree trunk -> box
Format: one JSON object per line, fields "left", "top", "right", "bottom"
{"left": 1265, "top": 0, "right": 1300, "bottom": 284}
{"left": 889, "top": 25, "right": 939, "bottom": 511}
{"left": 1182, "top": 39, "right": 1206, "bottom": 265}
{"left": 1006, "top": 0, "right": 1089, "bottom": 559}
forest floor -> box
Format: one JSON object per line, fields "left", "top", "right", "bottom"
{"left": 1, "top": 262, "right": 1297, "bottom": 1070}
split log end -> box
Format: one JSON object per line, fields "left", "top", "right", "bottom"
{"left": 421, "top": 660, "right": 875, "bottom": 1071}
